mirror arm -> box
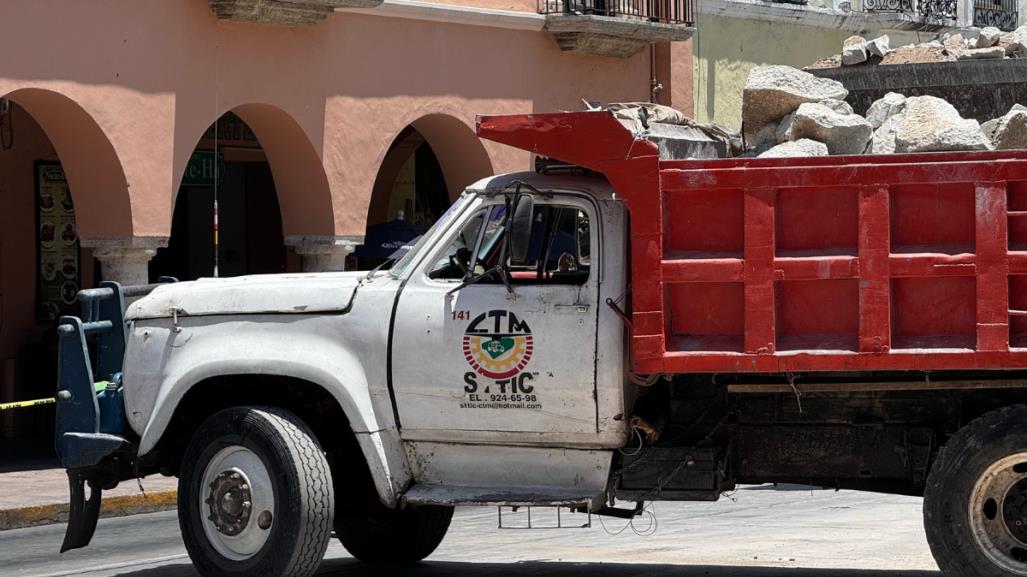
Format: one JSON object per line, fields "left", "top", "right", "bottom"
{"left": 445, "top": 265, "right": 514, "bottom": 297}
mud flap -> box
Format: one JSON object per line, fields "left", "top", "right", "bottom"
{"left": 61, "top": 469, "right": 102, "bottom": 553}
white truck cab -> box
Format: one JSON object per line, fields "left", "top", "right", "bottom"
{"left": 59, "top": 172, "right": 631, "bottom": 577}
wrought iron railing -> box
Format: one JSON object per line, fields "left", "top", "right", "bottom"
{"left": 538, "top": 0, "right": 695, "bottom": 25}
{"left": 862, "top": 0, "right": 915, "bottom": 12}
{"left": 917, "top": 0, "right": 959, "bottom": 21}
{"left": 974, "top": 0, "right": 1018, "bottom": 30}
{"left": 860, "top": 0, "right": 956, "bottom": 20}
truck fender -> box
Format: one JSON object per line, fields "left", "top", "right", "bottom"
{"left": 130, "top": 324, "right": 410, "bottom": 506}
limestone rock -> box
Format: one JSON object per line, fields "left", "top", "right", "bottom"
{"left": 866, "top": 92, "right": 907, "bottom": 130}
{"left": 943, "top": 33, "right": 965, "bottom": 49}
{"left": 818, "top": 98, "right": 854, "bottom": 115}
{"left": 871, "top": 114, "right": 902, "bottom": 154}
{"left": 778, "top": 102, "right": 873, "bottom": 155}
{"left": 984, "top": 104, "right": 1027, "bottom": 149}
{"left": 741, "top": 65, "right": 848, "bottom": 143}
{"left": 894, "top": 96, "right": 992, "bottom": 153}
{"left": 753, "top": 120, "right": 782, "bottom": 152}
{"left": 979, "top": 27, "right": 1002, "bottom": 48}
{"left": 867, "top": 35, "right": 890, "bottom": 58}
{"left": 758, "top": 139, "right": 829, "bottom": 158}
{"left": 842, "top": 35, "right": 868, "bottom": 66}
{"left": 951, "top": 46, "right": 1006, "bottom": 60}
{"left": 1001, "top": 26, "right": 1027, "bottom": 56}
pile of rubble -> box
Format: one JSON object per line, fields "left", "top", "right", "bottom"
{"left": 807, "top": 24, "right": 1027, "bottom": 68}
{"left": 742, "top": 65, "right": 1027, "bottom": 157}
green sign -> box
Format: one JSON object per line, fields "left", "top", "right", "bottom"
{"left": 182, "top": 151, "right": 226, "bottom": 187}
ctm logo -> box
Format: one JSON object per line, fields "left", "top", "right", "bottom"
{"left": 462, "top": 310, "right": 533, "bottom": 380}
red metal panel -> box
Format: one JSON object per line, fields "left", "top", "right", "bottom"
{"left": 743, "top": 188, "right": 776, "bottom": 355}
{"left": 976, "top": 183, "right": 1010, "bottom": 352}
{"left": 859, "top": 186, "right": 891, "bottom": 354}
{"left": 476, "top": 111, "right": 1027, "bottom": 374}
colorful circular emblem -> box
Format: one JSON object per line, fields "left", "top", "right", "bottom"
{"left": 463, "top": 310, "right": 533, "bottom": 380}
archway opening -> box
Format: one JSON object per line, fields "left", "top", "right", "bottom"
{"left": 151, "top": 112, "right": 295, "bottom": 281}
{"left": 356, "top": 117, "right": 493, "bottom": 269}
{"left": 0, "top": 94, "right": 108, "bottom": 442}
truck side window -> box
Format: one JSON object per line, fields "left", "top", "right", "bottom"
{"left": 427, "top": 203, "right": 590, "bottom": 285}
{"left": 426, "top": 210, "right": 487, "bottom": 280}
{"left": 511, "top": 206, "right": 590, "bottom": 285}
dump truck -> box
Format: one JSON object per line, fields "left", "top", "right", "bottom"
{"left": 54, "top": 111, "right": 1027, "bottom": 577}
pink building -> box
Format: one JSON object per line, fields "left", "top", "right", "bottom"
{"left": 0, "top": 0, "right": 693, "bottom": 438}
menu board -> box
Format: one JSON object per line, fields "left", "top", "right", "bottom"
{"left": 36, "top": 162, "right": 79, "bottom": 322}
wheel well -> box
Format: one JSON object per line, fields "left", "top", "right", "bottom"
{"left": 152, "top": 375, "right": 361, "bottom": 478}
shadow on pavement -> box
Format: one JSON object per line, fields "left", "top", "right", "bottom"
{"left": 108, "top": 560, "right": 941, "bottom": 577}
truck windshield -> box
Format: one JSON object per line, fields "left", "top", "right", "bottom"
{"left": 389, "top": 193, "right": 472, "bottom": 278}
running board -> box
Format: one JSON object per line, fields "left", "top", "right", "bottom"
{"left": 401, "top": 484, "right": 602, "bottom": 509}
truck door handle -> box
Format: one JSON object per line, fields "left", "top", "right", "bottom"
{"left": 554, "top": 304, "right": 591, "bottom": 313}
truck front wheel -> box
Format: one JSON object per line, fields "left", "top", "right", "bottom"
{"left": 925, "top": 405, "right": 1027, "bottom": 577}
{"left": 335, "top": 500, "right": 453, "bottom": 564}
{"left": 178, "top": 407, "right": 334, "bottom": 577}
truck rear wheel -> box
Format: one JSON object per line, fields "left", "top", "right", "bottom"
{"left": 178, "top": 407, "right": 334, "bottom": 577}
{"left": 925, "top": 405, "right": 1027, "bottom": 577}
{"left": 335, "top": 500, "right": 453, "bottom": 564}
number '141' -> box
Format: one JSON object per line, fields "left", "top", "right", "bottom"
{"left": 452, "top": 310, "right": 471, "bottom": 321}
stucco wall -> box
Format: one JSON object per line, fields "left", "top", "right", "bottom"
{"left": 691, "top": 14, "right": 934, "bottom": 128}
{"left": 692, "top": 15, "right": 849, "bottom": 127}
{"left": 0, "top": 0, "right": 653, "bottom": 240}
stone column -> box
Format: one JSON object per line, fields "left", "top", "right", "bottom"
{"left": 80, "top": 237, "right": 168, "bottom": 286}
{"left": 285, "top": 235, "right": 362, "bottom": 272}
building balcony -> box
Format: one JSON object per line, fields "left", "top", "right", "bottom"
{"left": 539, "top": 0, "right": 696, "bottom": 58}
{"left": 208, "top": 0, "right": 383, "bottom": 26}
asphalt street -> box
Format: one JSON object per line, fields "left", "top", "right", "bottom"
{"left": 2, "top": 485, "right": 941, "bottom": 577}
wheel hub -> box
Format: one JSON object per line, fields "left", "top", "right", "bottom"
{"left": 971, "top": 454, "right": 1027, "bottom": 575}
{"left": 206, "top": 469, "right": 252, "bottom": 536}
{"left": 198, "top": 445, "right": 275, "bottom": 561}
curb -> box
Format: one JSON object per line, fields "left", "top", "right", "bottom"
{"left": 0, "top": 490, "right": 177, "bottom": 531}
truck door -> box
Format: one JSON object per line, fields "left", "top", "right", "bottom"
{"left": 391, "top": 193, "right": 599, "bottom": 438}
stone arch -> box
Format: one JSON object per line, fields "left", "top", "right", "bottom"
{"left": 2, "top": 88, "right": 133, "bottom": 238}
{"left": 409, "top": 114, "right": 494, "bottom": 201}
{"left": 367, "top": 114, "right": 494, "bottom": 228}
{"left": 172, "top": 102, "right": 334, "bottom": 238}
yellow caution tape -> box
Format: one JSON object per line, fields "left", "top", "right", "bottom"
{"left": 0, "top": 382, "right": 111, "bottom": 412}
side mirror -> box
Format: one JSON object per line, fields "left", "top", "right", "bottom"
{"left": 508, "top": 193, "right": 535, "bottom": 263}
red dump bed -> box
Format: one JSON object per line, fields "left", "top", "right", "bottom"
{"left": 477, "top": 111, "right": 1027, "bottom": 374}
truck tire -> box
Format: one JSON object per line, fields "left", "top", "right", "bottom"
{"left": 335, "top": 500, "right": 453, "bottom": 564}
{"left": 178, "top": 407, "right": 334, "bottom": 577}
{"left": 925, "top": 405, "right": 1027, "bottom": 577}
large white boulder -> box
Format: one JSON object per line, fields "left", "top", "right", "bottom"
{"left": 983, "top": 104, "right": 1027, "bottom": 149}
{"left": 867, "top": 35, "right": 890, "bottom": 58}
{"left": 978, "top": 27, "right": 1003, "bottom": 48}
{"left": 865, "top": 92, "right": 907, "bottom": 130}
{"left": 842, "top": 35, "right": 868, "bottom": 66}
{"left": 1001, "top": 25, "right": 1027, "bottom": 56}
{"left": 742, "top": 65, "right": 848, "bottom": 143}
{"left": 894, "top": 96, "right": 992, "bottom": 153}
{"left": 943, "top": 33, "right": 965, "bottom": 49}
{"left": 777, "top": 101, "right": 873, "bottom": 155}
{"left": 758, "top": 139, "right": 829, "bottom": 158}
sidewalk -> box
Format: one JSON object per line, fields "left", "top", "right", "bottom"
{"left": 0, "top": 465, "right": 178, "bottom": 530}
